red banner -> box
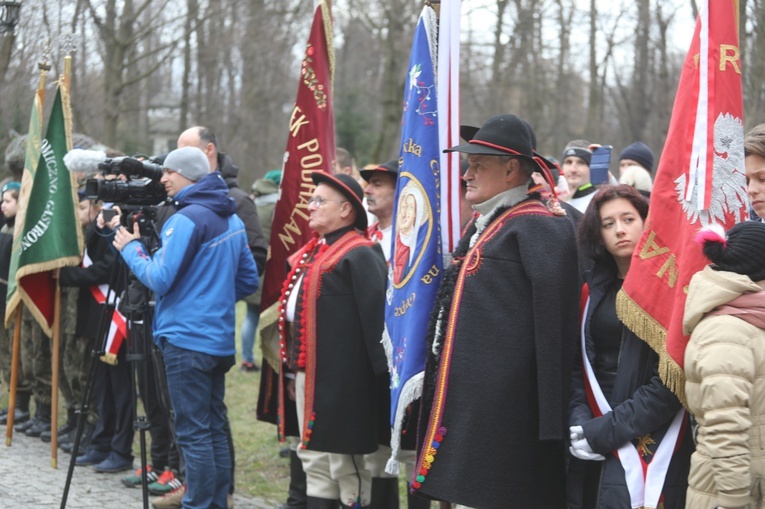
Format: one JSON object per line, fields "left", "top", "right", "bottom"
{"left": 617, "top": 0, "right": 748, "bottom": 405}
{"left": 260, "top": 1, "right": 335, "bottom": 313}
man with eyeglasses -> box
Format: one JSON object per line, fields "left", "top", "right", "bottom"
{"left": 275, "top": 171, "right": 388, "bottom": 509}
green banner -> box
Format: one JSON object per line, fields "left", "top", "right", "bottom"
{"left": 6, "top": 81, "right": 83, "bottom": 335}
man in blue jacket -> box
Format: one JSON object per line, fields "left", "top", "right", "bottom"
{"left": 114, "top": 145, "right": 259, "bottom": 509}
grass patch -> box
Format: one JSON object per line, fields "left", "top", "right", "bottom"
{"left": 225, "top": 302, "right": 289, "bottom": 502}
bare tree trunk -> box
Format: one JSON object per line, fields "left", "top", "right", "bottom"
{"left": 653, "top": 2, "right": 672, "bottom": 147}
{"left": 745, "top": 0, "right": 765, "bottom": 127}
{"left": 102, "top": 0, "right": 123, "bottom": 146}
{"left": 489, "top": 0, "right": 509, "bottom": 114}
{"left": 552, "top": 0, "right": 574, "bottom": 150}
{"left": 629, "top": 0, "right": 651, "bottom": 141}
{"left": 180, "top": 0, "right": 198, "bottom": 132}
{"left": 0, "top": 33, "right": 16, "bottom": 85}
{"left": 585, "top": 0, "right": 599, "bottom": 139}
{"left": 371, "top": 0, "right": 408, "bottom": 162}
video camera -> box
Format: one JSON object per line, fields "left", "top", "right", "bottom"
{"left": 85, "top": 156, "right": 167, "bottom": 206}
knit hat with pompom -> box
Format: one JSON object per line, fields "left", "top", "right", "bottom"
{"left": 697, "top": 221, "right": 765, "bottom": 281}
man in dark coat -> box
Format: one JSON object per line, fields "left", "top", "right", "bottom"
{"left": 177, "top": 126, "right": 268, "bottom": 273}
{"left": 413, "top": 114, "right": 580, "bottom": 508}
{"left": 277, "top": 172, "right": 388, "bottom": 509}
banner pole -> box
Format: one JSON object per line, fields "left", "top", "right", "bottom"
{"left": 51, "top": 284, "right": 60, "bottom": 468}
{"left": 5, "top": 305, "right": 23, "bottom": 446}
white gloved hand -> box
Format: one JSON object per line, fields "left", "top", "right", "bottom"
{"left": 570, "top": 425, "right": 584, "bottom": 442}
{"left": 569, "top": 436, "right": 606, "bottom": 461}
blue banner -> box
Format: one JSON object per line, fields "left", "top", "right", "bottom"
{"left": 383, "top": 6, "right": 443, "bottom": 470}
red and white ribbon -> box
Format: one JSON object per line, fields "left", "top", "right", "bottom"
{"left": 83, "top": 250, "right": 126, "bottom": 358}
{"left": 581, "top": 297, "right": 685, "bottom": 509}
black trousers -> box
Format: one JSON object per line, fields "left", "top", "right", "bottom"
{"left": 90, "top": 344, "right": 134, "bottom": 458}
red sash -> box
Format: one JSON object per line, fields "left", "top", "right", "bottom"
{"left": 83, "top": 250, "right": 126, "bottom": 365}
{"left": 579, "top": 290, "right": 685, "bottom": 509}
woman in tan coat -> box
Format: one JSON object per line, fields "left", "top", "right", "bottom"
{"left": 684, "top": 221, "right": 765, "bottom": 509}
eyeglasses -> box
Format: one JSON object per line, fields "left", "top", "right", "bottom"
{"left": 307, "top": 196, "right": 348, "bottom": 208}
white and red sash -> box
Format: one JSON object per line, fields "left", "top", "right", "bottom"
{"left": 580, "top": 296, "right": 685, "bottom": 509}
{"left": 367, "top": 221, "right": 392, "bottom": 263}
{"left": 83, "top": 250, "right": 126, "bottom": 365}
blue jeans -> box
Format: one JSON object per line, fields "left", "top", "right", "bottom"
{"left": 162, "top": 341, "right": 235, "bottom": 509}
{"left": 239, "top": 303, "right": 260, "bottom": 364}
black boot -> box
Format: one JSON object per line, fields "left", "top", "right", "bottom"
{"left": 368, "top": 477, "right": 399, "bottom": 509}
{"left": 306, "top": 497, "right": 338, "bottom": 509}
{"left": 14, "top": 418, "right": 35, "bottom": 432}
{"left": 407, "top": 492, "right": 432, "bottom": 509}
{"left": 41, "top": 406, "right": 77, "bottom": 442}
{"left": 0, "top": 406, "right": 30, "bottom": 425}
{"left": 25, "top": 400, "right": 51, "bottom": 437}
{"left": 278, "top": 450, "right": 308, "bottom": 509}
{"left": 61, "top": 421, "right": 94, "bottom": 454}
{"left": 0, "top": 391, "right": 31, "bottom": 425}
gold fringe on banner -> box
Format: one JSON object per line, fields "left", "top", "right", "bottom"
{"left": 258, "top": 302, "right": 282, "bottom": 372}
{"left": 616, "top": 289, "right": 688, "bottom": 408}
{"left": 320, "top": 0, "right": 335, "bottom": 90}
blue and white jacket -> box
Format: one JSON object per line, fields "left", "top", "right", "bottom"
{"left": 121, "top": 171, "right": 259, "bottom": 356}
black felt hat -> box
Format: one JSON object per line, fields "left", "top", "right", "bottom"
{"left": 517, "top": 118, "right": 562, "bottom": 182}
{"left": 360, "top": 159, "right": 399, "bottom": 182}
{"left": 311, "top": 172, "right": 368, "bottom": 231}
{"left": 445, "top": 114, "right": 535, "bottom": 160}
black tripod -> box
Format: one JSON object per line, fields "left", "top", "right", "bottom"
{"left": 60, "top": 212, "right": 163, "bottom": 509}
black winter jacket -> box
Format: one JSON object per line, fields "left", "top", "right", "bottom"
{"left": 217, "top": 153, "right": 267, "bottom": 274}
{"left": 567, "top": 262, "right": 693, "bottom": 509}
{"left": 59, "top": 222, "right": 117, "bottom": 339}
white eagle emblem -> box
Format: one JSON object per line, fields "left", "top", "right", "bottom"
{"left": 165, "top": 227, "right": 174, "bottom": 237}
{"left": 675, "top": 112, "right": 748, "bottom": 226}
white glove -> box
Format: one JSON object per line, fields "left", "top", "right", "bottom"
{"left": 569, "top": 427, "right": 606, "bottom": 461}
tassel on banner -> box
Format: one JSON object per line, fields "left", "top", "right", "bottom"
{"left": 616, "top": 289, "right": 687, "bottom": 408}
{"left": 384, "top": 372, "right": 423, "bottom": 476}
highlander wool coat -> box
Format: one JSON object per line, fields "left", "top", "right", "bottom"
{"left": 283, "top": 226, "right": 389, "bottom": 455}
{"left": 415, "top": 198, "right": 580, "bottom": 509}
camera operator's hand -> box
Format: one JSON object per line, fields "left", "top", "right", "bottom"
{"left": 108, "top": 206, "right": 122, "bottom": 230}
{"left": 98, "top": 206, "right": 122, "bottom": 230}
{"left": 113, "top": 221, "right": 140, "bottom": 252}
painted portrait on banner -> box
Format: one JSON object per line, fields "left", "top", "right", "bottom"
{"left": 390, "top": 174, "right": 432, "bottom": 288}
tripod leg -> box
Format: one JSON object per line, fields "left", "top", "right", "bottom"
{"left": 59, "top": 257, "right": 124, "bottom": 509}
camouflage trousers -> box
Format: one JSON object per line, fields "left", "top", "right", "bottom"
{"left": 21, "top": 306, "right": 52, "bottom": 405}
{"left": 57, "top": 286, "right": 97, "bottom": 423}
{"left": 0, "top": 309, "right": 32, "bottom": 395}
{"left": 59, "top": 332, "right": 98, "bottom": 424}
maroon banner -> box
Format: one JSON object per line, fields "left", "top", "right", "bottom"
{"left": 261, "top": 1, "right": 335, "bottom": 313}
{"left": 617, "top": 0, "right": 747, "bottom": 405}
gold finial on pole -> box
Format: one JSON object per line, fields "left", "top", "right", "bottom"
{"left": 37, "top": 39, "right": 51, "bottom": 102}
{"left": 60, "top": 33, "right": 75, "bottom": 90}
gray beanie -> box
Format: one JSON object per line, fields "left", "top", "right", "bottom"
{"left": 163, "top": 146, "right": 210, "bottom": 182}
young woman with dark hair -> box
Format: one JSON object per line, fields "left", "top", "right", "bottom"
{"left": 567, "top": 184, "right": 693, "bottom": 509}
